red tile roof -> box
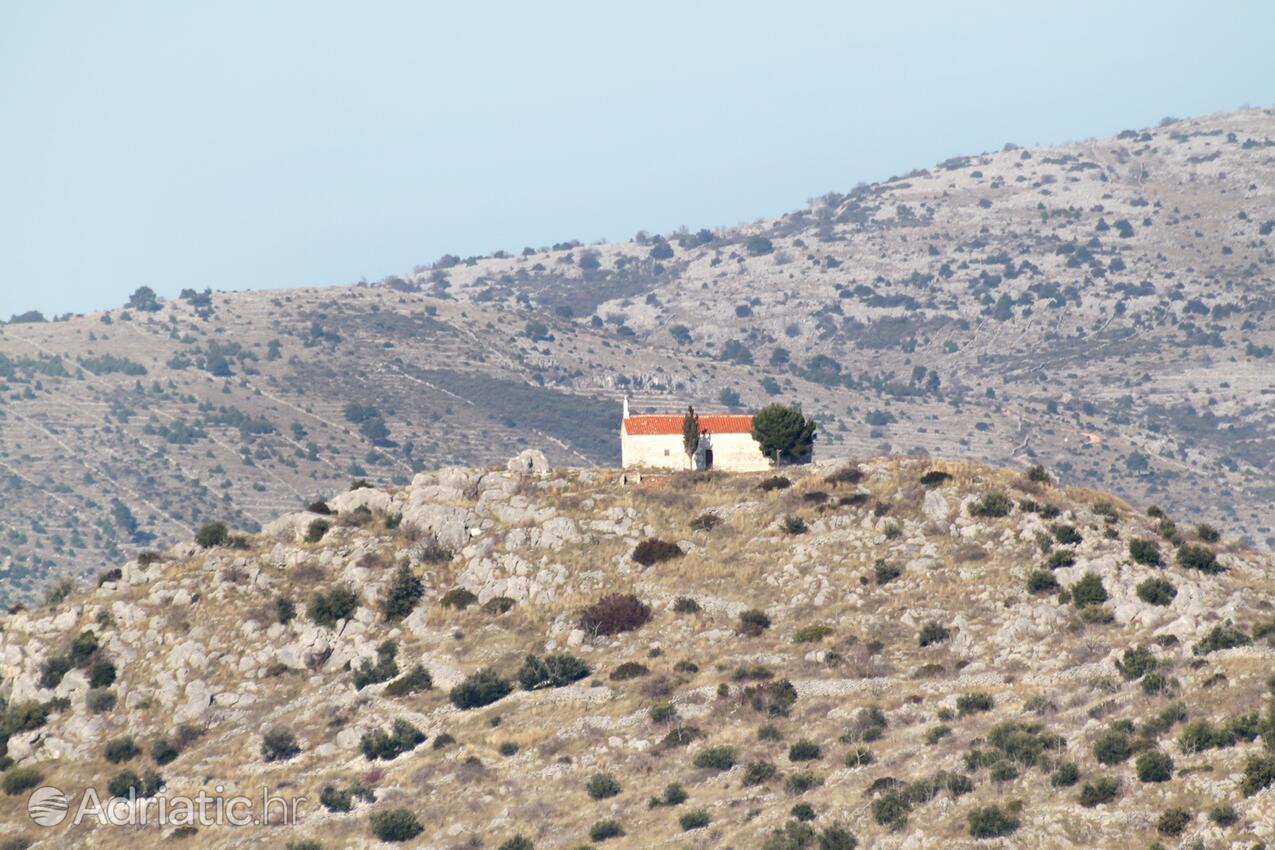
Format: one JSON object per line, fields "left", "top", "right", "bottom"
{"left": 623, "top": 414, "right": 754, "bottom": 436}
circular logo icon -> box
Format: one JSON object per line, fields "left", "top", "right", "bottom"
{"left": 28, "top": 786, "right": 69, "bottom": 827}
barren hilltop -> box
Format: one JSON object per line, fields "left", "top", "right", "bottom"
{"left": 1, "top": 456, "right": 1274, "bottom": 849}
{"left": 1, "top": 108, "right": 1275, "bottom": 608}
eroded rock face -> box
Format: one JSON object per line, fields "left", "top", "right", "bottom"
{"left": 506, "top": 449, "right": 550, "bottom": 474}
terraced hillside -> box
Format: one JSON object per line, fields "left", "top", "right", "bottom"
{"left": 1, "top": 457, "right": 1274, "bottom": 849}
{"left": 2, "top": 108, "right": 1275, "bottom": 605}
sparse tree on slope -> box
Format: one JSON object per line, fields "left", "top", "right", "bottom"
{"left": 751, "top": 403, "right": 816, "bottom": 465}
{"left": 682, "top": 405, "right": 700, "bottom": 467}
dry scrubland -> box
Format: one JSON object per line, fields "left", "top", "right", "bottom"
{"left": 2, "top": 455, "right": 1274, "bottom": 849}
{"left": 3, "top": 108, "right": 1275, "bottom": 605}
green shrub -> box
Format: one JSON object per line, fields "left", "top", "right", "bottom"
{"left": 1209, "top": 803, "right": 1238, "bottom": 826}
{"left": 795, "top": 624, "right": 833, "bottom": 643}
{"left": 926, "top": 725, "right": 952, "bottom": 745}
{"left": 745, "top": 678, "right": 799, "bottom": 716}
{"left": 450, "top": 669, "right": 512, "bottom": 709}
{"left": 672, "top": 596, "right": 701, "bottom": 613}
{"left": 104, "top": 736, "right": 140, "bottom": 763}
{"left": 788, "top": 739, "right": 821, "bottom": 761}
{"left": 1, "top": 766, "right": 42, "bottom": 795}
{"left": 195, "top": 521, "right": 229, "bottom": 548}
{"left": 1136, "top": 750, "right": 1173, "bottom": 783}
{"left": 739, "top": 609, "right": 772, "bottom": 632}
{"left": 967, "top": 805, "right": 1020, "bottom": 838}
{"left": 86, "top": 688, "right": 116, "bottom": 713}
{"left": 38, "top": 656, "right": 71, "bottom": 689}
{"left": 1241, "top": 753, "right": 1275, "bottom": 796}
{"left": 440, "top": 587, "right": 478, "bottom": 609}
{"left": 610, "top": 662, "right": 649, "bottom": 681}
{"left": 1078, "top": 777, "right": 1120, "bottom": 807}
{"left": 384, "top": 665, "right": 433, "bottom": 697}
{"left": 1051, "top": 523, "right": 1082, "bottom": 545}
{"left": 106, "top": 768, "right": 162, "bottom": 799}
{"left": 1177, "top": 544, "right": 1222, "bottom": 574}
{"left": 871, "top": 792, "right": 910, "bottom": 829}
{"left": 872, "top": 559, "right": 902, "bottom": 585}
{"left": 1093, "top": 728, "right": 1133, "bottom": 765}
{"left": 817, "top": 824, "right": 857, "bottom": 850}
{"left": 781, "top": 515, "right": 808, "bottom": 535}
{"left": 1193, "top": 622, "right": 1250, "bottom": 655}
{"left": 380, "top": 565, "right": 424, "bottom": 621}
{"left": 260, "top": 728, "right": 300, "bottom": 762}
{"left": 360, "top": 719, "right": 425, "bottom": 761}
{"left": 1050, "top": 762, "right": 1079, "bottom": 787}
{"left": 369, "top": 809, "right": 423, "bottom": 842}
{"left": 1136, "top": 577, "right": 1176, "bottom": 605}
{"left": 307, "top": 584, "right": 358, "bottom": 627}
{"left": 586, "top": 773, "right": 621, "bottom": 800}
{"left": 956, "top": 692, "right": 994, "bottom": 716}
{"left": 579, "top": 594, "right": 652, "bottom": 635}
{"left": 275, "top": 596, "right": 296, "bottom": 624}
{"left": 1115, "top": 645, "right": 1157, "bottom": 680}
{"left": 693, "top": 746, "right": 737, "bottom": 770}
{"left": 588, "top": 819, "right": 624, "bottom": 841}
{"left": 759, "top": 475, "right": 791, "bottom": 492}
{"left": 1044, "top": 550, "right": 1075, "bottom": 569}
{"left": 969, "top": 492, "right": 1012, "bottom": 518}
{"left": 844, "top": 747, "right": 874, "bottom": 767}
{"left": 743, "top": 760, "right": 779, "bottom": 786}
{"left": 1026, "top": 570, "right": 1059, "bottom": 593}
{"left": 649, "top": 702, "right": 676, "bottom": 723}
{"left": 88, "top": 659, "right": 116, "bottom": 688}
{"left": 1196, "top": 523, "right": 1221, "bottom": 542}
{"left": 1156, "top": 808, "right": 1191, "bottom": 837}
{"left": 1070, "top": 573, "right": 1108, "bottom": 608}
{"left": 1179, "top": 719, "right": 1235, "bottom": 753}
{"left": 632, "top": 538, "right": 683, "bottom": 566}
{"left": 784, "top": 770, "right": 822, "bottom": 794}
{"left": 151, "top": 738, "right": 179, "bottom": 765}
{"left": 352, "top": 641, "right": 399, "bottom": 690}
{"left": 496, "top": 838, "right": 533, "bottom": 850}
{"left": 649, "top": 782, "right": 688, "bottom": 807}
{"left": 918, "top": 622, "right": 950, "bottom": 647}
{"left": 1128, "top": 538, "right": 1162, "bottom": 566}
{"left": 679, "top": 809, "right": 710, "bottom": 830}
{"left": 518, "top": 654, "right": 590, "bottom": 690}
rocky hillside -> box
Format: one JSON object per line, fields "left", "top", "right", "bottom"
{"left": 1, "top": 456, "right": 1274, "bottom": 849}
{"left": 2, "top": 108, "right": 1275, "bottom": 604}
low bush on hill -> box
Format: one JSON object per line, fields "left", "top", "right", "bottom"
{"left": 450, "top": 669, "right": 512, "bottom": 709}
{"left": 968, "top": 805, "right": 1020, "bottom": 838}
{"left": 517, "top": 654, "right": 590, "bottom": 690}
{"left": 384, "top": 665, "right": 433, "bottom": 697}
{"left": 969, "top": 492, "right": 1012, "bottom": 518}
{"left": 369, "top": 808, "right": 423, "bottom": 842}
{"left": 440, "top": 587, "right": 478, "bottom": 609}
{"left": 586, "top": 773, "right": 621, "bottom": 799}
{"left": 261, "top": 728, "right": 300, "bottom": 762}
{"left": 1129, "top": 538, "right": 1162, "bottom": 566}
{"left": 632, "top": 538, "right": 683, "bottom": 566}
{"left": 579, "top": 594, "right": 651, "bottom": 636}
{"left": 308, "top": 584, "right": 358, "bottom": 627}
{"left": 361, "top": 719, "right": 426, "bottom": 761}
{"left": 352, "top": 641, "right": 399, "bottom": 690}
{"left": 1136, "top": 577, "right": 1176, "bottom": 605}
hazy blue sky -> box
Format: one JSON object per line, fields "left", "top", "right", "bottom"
{"left": 2, "top": 2, "right": 1272, "bottom": 319}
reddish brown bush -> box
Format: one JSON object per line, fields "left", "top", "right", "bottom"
{"left": 632, "top": 538, "right": 684, "bottom": 567}
{"left": 579, "top": 594, "right": 652, "bottom": 636}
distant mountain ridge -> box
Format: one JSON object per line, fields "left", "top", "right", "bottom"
{"left": 1, "top": 107, "right": 1274, "bottom": 604}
